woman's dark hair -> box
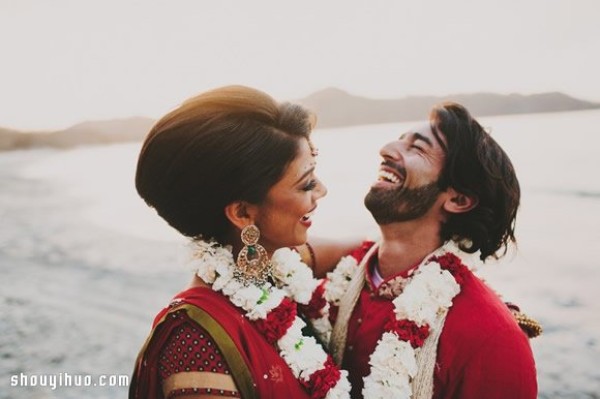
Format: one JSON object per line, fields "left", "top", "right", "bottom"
{"left": 430, "top": 102, "right": 520, "bottom": 261}
{"left": 135, "top": 85, "right": 315, "bottom": 243}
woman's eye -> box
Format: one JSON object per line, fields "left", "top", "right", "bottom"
{"left": 411, "top": 144, "right": 424, "bottom": 152}
{"left": 302, "top": 179, "right": 317, "bottom": 191}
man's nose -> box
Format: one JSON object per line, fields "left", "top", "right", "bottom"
{"left": 380, "top": 140, "right": 405, "bottom": 161}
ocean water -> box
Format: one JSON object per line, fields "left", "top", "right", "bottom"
{"left": 1, "top": 109, "right": 599, "bottom": 398}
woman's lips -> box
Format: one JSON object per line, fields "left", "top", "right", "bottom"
{"left": 300, "top": 207, "right": 316, "bottom": 227}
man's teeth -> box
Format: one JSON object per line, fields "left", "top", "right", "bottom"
{"left": 302, "top": 213, "right": 312, "bottom": 221}
{"left": 378, "top": 170, "right": 400, "bottom": 184}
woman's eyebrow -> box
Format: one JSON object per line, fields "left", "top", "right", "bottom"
{"left": 293, "top": 166, "right": 315, "bottom": 185}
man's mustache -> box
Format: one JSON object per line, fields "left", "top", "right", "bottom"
{"left": 381, "top": 160, "right": 407, "bottom": 180}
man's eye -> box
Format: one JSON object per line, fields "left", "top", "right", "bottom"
{"left": 411, "top": 144, "right": 424, "bottom": 152}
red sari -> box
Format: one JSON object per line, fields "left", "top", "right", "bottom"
{"left": 130, "top": 287, "right": 311, "bottom": 399}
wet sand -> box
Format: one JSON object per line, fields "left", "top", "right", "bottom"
{"left": 1, "top": 136, "right": 599, "bottom": 398}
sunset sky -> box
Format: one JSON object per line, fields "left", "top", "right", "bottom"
{"left": 1, "top": 0, "right": 598, "bottom": 130}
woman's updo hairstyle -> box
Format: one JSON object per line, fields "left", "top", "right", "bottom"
{"left": 135, "top": 85, "right": 315, "bottom": 243}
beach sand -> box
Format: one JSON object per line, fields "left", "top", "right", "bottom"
{"left": 2, "top": 115, "right": 600, "bottom": 398}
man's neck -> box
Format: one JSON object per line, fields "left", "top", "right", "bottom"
{"left": 377, "top": 220, "right": 443, "bottom": 279}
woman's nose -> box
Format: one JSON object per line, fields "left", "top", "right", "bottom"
{"left": 314, "top": 178, "right": 327, "bottom": 199}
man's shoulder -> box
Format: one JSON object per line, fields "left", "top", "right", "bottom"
{"left": 435, "top": 269, "right": 537, "bottom": 397}
{"left": 444, "top": 271, "right": 525, "bottom": 340}
{"left": 435, "top": 270, "right": 534, "bottom": 381}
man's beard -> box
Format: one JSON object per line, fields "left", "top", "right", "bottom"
{"left": 364, "top": 181, "right": 442, "bottom": 225}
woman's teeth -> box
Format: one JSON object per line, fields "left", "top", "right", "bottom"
{"left": 301, "top": 212, "right": 314, "bottom": 221}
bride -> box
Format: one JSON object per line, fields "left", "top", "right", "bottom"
{"left": 129, "top": 85, "right": 357, "bottom": 399}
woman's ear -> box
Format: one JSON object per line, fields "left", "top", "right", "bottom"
{"left": 442, "top": 188, "right": 479, "bottom": 214}
{"left": 224, "top": 201, "right": 258, "bottom": 230}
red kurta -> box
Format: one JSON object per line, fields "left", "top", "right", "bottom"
{"left": 341, "top": 242, "right": 537, "bottom": 399}
{"left": 130, "top": 286, "right": 311, "bottom": 399}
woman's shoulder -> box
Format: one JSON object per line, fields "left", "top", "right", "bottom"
{"left": 158, "top": 312, "right": 241, "bottom": 398}
{"left": 131, "top": 294, "right": 242, "bottom": 399}
{"left": 150, "top": 286, "right": 210, "bottom": 327}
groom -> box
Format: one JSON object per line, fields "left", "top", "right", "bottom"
{"left": 330, "top": 103, "right": 537, "bottom": 398}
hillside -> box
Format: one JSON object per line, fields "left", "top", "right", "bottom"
{"left": 1, "top": 90, "right": 599, "bottom": 151}
{"left": 296, "top": 88, "right": 600, "bottom": 128}
{"left": 0, "top": 117, "right": 155, "bottom": 151}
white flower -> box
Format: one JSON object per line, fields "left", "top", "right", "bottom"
{"left": 190, "top": 240, "right": 234, "bottom": 284}
{"left": 229, "top": 284, "right": 263, "bottom": 311}
{"left": 326, "top": 370, "right": 351, "bottom": 399}
{"left": 393, "top": 275, "right": 438, "bottom": 326}
{"left": 393, "top": 263, "right": 461, "bottom": 326}
{"left": 271, "top": 248, "right": 301, "bottom": 276}
{"left": 278, "top": 317, "right": 306, "bottom": 349}
{"left": 278, "top": 318, "right": 312, "bottom": 377}
{"left": 419, "top": 263, "right": 460, "bottom": 309}
{"left": 301, "top": 255, "right": 358, "bottom": 347}
{"left": 363, "top": 333, "right": 416, "bottom": 399}
{"left": 297, "top": 338, "right": 329, "bottom": 380}
{"left": 220, "top": 278, "right": 243, "bottom": 297}
{"left": 194, "top": 261, "right": 217, "bottom": 284}
{"left": 272, "top": 248, "right": 319, "bottom": 304}
{"left": 325, "top": 256, "right": 358, "bottom": 305}
{"left": 212, "top": 260, "right": 235, "bottom": 291}
{"left": 246, "top": 286, "right": 285, "bottom": 320}
{"left": 370, "top": 333, "right": 417, "bottom": 377}
{"left": 279, "top": 331, "right": 327, "bottom": 380}
{"left": 363, "top": 377, "right": 412, "bottom": 399}
{"left": 310, "top": 314, "right": 333, "bottom": 345}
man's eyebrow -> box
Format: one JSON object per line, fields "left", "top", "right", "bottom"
{"left": 293, "top": 166, "right": 315, "bottom": 185}
{"left": 413, "top": 132, "right": 433, "bottom": 147}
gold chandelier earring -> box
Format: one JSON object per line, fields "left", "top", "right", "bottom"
{"left": 235, "top": 224, "right": 272, "bottom": 286}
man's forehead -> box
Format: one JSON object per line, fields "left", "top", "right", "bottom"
{"left": 405, "top": 122, "right": 433, "bottom": 136}
{"left": 402, "top": 122, "right": 447, "bottom": 152}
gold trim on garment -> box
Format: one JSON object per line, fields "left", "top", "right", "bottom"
{"left": 162, "top": 371, "right": 238, "bottom": 397}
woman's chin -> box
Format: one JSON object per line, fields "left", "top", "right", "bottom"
{"left": 290, "top": 233, "right": 308, "bottom": 249}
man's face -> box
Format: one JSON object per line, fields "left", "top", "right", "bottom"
{"left": 364, "top": 123, "right": 447, "bottom": 224}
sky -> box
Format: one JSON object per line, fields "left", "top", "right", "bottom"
{"left": 1, "top": 0, "right": 599, "bottom": 131}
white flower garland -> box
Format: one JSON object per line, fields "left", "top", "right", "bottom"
{"left": 363, "top": 260, "right": 460, "bottom": 398}
{"left": 188, "top": 240, "right": 351, "bottom": 399}
{"left": 303, "top": 243, "right": 468, "bottom": 399}
{"left": 305, "top": 255, "right": 359, "bottom": 344}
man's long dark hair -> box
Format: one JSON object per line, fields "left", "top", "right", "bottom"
{"left": 431, "top": 102, "right": 520, "bottom": 261}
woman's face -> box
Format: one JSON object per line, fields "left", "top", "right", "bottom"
{"left": 252, "top": 138, "right": 327, "bottom": 253}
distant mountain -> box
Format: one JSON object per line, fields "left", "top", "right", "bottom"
{"left": 2, "top": 90, "right": 599, "bottom": 151}
{"left": 0, "top": 117, "right": 155, "bottom": 151}
{"left": 295, "top": 88, "right": 600, "bottom": 128}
